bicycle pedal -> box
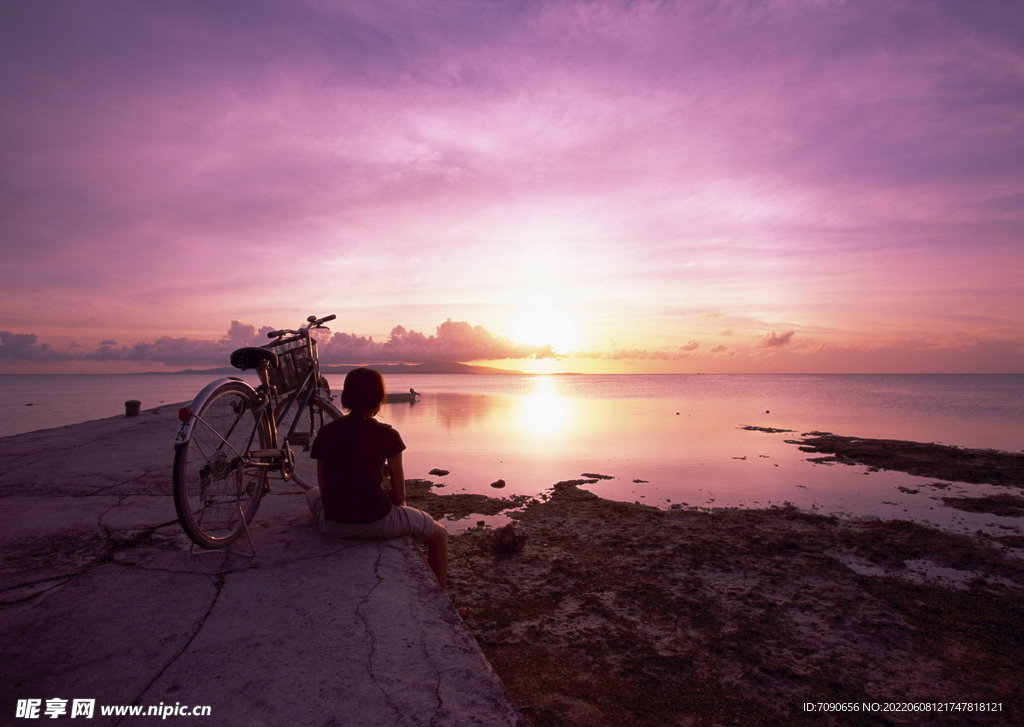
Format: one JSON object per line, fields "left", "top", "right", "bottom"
{"left": 250, "top": 448, "right": 285, "bottom": 459}
{"left": 287, "top": 433, "right": 310, "bottom": 447}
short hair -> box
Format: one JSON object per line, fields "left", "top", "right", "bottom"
{"left": 341, "top": 367, "right": 386, "bottom": 416}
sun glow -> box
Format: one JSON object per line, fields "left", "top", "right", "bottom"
{"left": 508, "top": 308, "right": 581, "bottom": 354}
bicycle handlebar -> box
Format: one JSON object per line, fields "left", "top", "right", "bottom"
{"left": 266, "top": 314, "right": 337, "bottom": 339}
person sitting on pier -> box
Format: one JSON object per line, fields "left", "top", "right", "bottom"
{"left": 305, "top": 367, "right": 449, "bottom": 588}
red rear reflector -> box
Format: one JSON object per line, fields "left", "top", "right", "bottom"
{"left": 178, "top": 407, "right": 191, "bottom": 422}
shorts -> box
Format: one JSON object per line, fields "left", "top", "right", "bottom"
{"left": 305, "top": 487, "right": 438, "bottom": 541}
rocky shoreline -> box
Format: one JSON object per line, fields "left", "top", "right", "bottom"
{"left": 406, "top": 435, "right": 1024, "bottom": 726}
{"left": 793, "top": 432, "right": 1024, "bottom": 488}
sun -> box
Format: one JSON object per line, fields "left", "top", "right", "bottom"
{"left": 508, "top": 308, "right": 581, "bottom": 354}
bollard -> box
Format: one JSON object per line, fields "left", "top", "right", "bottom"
{"left": 125, "top": 400, "right": 142, "bottom": 417}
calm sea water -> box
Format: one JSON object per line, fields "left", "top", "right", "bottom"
{"left": 3, "top": 373, "right": 1022, "bottom": 536}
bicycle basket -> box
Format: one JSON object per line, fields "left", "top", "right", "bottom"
{"left": 263, "top": 336, "right": 314, "bottom": 393}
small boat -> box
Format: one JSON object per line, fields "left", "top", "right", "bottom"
{"left": 385, "top": 388, "right": 421, "bottom": 404}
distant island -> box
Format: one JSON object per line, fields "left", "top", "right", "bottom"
{"left": 147, "top": 362, "right": 526, "bottom": 375}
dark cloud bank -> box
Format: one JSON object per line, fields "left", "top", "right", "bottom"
{"left": 0, "top": 320, "right": 557, "bottom": 368}
{"left": 1, "top": 322, "right": 799, "bottom": 368}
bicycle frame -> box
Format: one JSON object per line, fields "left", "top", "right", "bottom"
{"left": 265, "top": 353, "right": 319, "bottom": 445}
{"left": 173, "top": 314, "right": 341, "bottom": 553}
{"left": 174, "top": 317, "right": 340, "bottom": 488}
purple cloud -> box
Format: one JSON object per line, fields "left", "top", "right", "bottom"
{"left": 0, "top": 332, "right": 66, "bottom": 362}
{"left": 78, "top": 321, "right": 273, "bottom": 366}
{"left": 0, "top": 320, "right": 554, "bottom": 368}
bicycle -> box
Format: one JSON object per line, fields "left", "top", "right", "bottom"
{"left": 172, "top": 314, "right": 342, "bottom": 552}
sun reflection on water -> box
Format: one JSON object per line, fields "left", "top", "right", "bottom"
{"left": 514, "top": 377, "right": 573, "bottom": 439}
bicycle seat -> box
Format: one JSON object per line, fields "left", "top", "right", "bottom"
{"left": 230, "top": 347, "right": 279, "bottom": 371}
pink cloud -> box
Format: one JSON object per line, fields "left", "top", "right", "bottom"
{"left": 756, "top": 331, "right": 796, "bottom": 348}
{"left": 575, "top": 341, "right": 701, "bottom": 360}
{"left": 320, "top": 320, "right": 556, "bottom": 364}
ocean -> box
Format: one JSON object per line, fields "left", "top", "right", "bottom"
{"left": 3, "top": 373, "right": 1022, "bottom": 536}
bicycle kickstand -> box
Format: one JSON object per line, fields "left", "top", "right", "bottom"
{"left": 188, "top": 504, "right": 257, "bottom": 558}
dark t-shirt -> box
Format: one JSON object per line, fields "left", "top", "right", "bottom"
{"left": 310, "top": 415, "right": 406, "bottom": 524}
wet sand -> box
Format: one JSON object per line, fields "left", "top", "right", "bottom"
{"left": 406, "top": 435, "right": 1024, "bottom": 727}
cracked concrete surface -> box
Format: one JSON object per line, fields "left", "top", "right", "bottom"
{"left": 1, "top": 407, "right": 522, "bottom": 726}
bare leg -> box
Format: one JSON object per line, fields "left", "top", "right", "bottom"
{"left": 426, "top": 522, "right": 448, "bottom": 589}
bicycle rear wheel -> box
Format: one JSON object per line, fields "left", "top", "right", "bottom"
{"left": 283, "top": 392, "right": 341, "bottom": 491}
{"left": 173, "top": 381, "right": 272, "bottom": 549}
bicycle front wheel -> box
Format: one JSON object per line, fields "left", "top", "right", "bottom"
{"left": 285, "top": 394, "right": 341, "bottom": 491}
{"left": 173, "top": 381, "right": 272, "bottom": 549}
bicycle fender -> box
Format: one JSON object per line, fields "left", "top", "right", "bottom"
{"left": 316, "top": 395, "right": 343, "bottom": 421}
{"left": 174, "top": 377, "right": 257, "bottom": 446}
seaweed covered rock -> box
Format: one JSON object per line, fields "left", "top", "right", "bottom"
{"left": 491, "top": 523, "right": 527, "bottom": 555}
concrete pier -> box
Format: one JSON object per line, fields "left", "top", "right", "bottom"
{"left": 0, "top": 406, "right": 522, "bottom": 726}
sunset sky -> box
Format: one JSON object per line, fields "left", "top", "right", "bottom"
{"left": 2, "top": 0, "right": 1022, "bottom": 374}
